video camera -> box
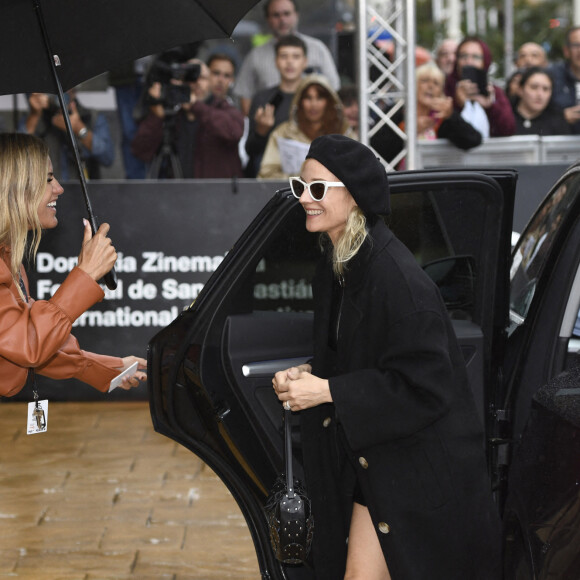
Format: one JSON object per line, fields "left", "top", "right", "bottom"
{"left": 146, "top": 48, "right": 202, "bottom": 110}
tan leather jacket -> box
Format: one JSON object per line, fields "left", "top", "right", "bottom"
{"left": 0, "top": 248, "right": 122, "bottom": 397}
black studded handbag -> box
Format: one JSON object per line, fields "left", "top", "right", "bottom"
{"left": 264, "top": 408, "right": 314, "bottom": 565}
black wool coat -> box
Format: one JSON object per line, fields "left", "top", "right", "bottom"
{"left": 301, "top": 219, "right": 501, "bottom": 579}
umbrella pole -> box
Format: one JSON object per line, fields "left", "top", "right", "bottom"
{"left": 32, "top": 0, "right": 117, "bottom": 290}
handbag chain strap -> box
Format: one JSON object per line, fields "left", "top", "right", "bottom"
{"left": 284, "top": 409, "right": 295, "bottom": 499}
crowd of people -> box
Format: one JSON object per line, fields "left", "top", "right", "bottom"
{"left": 7, "top": 5, "right": 580, "bottom": 577}
{"left": 15, "top": 0, "right": 580, "bottom": 179}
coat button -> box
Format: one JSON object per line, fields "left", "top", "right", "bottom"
{"left": 358, "top": 457, "right": 368, "bottom": 469}
{"left": 322, "top": 417, "right": 332, "bottom": 428}
{"left": 378, "top": 522, "right": 390, "bottom": 534}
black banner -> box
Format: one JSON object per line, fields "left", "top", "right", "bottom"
{"left": 10, "top": 164, "right": 567, "bottom": 401}
{"left": 19, "top": 179, "right": 285, "bottom": 401}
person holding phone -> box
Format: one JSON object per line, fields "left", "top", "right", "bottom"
{"left": 0, "top": 133, "right": 146, "bottom": 399}
{"left": 245, "top": 35, "right": 309, "bottom": 177}
{"left": 444, "top": 36, "right": 515, "bottom": 138}
{"left": 370, "top": 61, "right": 482, "bottom": 169}
{"left": 22, "top": 88, "right": 115, "bottom": 180}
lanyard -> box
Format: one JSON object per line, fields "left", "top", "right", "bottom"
{"left": 19, "top": 273, "right": 39, "bottom": 402}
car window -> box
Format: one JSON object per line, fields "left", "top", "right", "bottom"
{"left": 252, "top": 186, "right": 491, "bottom": 321}
{"left": 252, "top": 203, "right": 319, "bottom": 313}
{"left": 510, "top": 173, "right": 580, "bottom": 329}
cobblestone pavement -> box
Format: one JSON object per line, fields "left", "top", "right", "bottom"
{"left": 0, "top": 401, "right": 260, "bottom": 579}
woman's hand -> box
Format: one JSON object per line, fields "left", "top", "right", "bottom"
{"left": 430, "top": 96, "right": 453, "bottom": 121}
{"left": 115, "top": 356, "right": 147, "bottom": 390}
{"left": 146, "top": 82, "right": 165, "bottom": 119}
{"left": 455, "top": 79, "right": 477, "bottom": 108}
{"left": 77, "top": 220, "right": 117, "bottom": 281}
{"left": 564, "top": 104, "right": 580, "bottom": 125}
{"left": 472, "top": 83, "right": 496, "bottom": 110}
{"left": 417, "top": 115, "right": 436, "bottom": 134}
{"left": 28, "top": 92, "right": 50, "bottom": 114}
{"left": 254, "top": 104, "right": 276, "bottom": 136}
{"left": 272, "top": 364, "right": 332, "bottom": 411}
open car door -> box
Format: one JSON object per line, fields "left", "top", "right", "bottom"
{"left": 499, "top": 164, "right": 580, "bottom": 578}
{"left": 148, "top": 169, "right": 516, "bottom": 579}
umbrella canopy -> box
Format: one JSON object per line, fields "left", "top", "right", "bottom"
{"left": 1, "top": 0, "right": 260, "bottom": 289}
{"left": 1, "top": 0, "right": 261, "bottom": 95}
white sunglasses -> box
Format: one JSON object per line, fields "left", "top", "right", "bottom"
{"left": 289, "top": 177, "right": 344, "bottom": 201}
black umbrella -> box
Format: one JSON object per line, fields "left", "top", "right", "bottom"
{"left": 2, "top": 0, "right": 260, "bottom": 288}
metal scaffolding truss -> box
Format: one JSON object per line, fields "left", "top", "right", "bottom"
{"left": 357, "top": 0, "right": 416, "bottom": 170}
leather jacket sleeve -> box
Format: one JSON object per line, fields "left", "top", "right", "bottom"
{"left": 0, "top": 261, "right": 122, "bottom": 397}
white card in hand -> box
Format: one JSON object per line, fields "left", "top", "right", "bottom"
{"left": 108, "top": 361, "right": 139, "bottom": 392}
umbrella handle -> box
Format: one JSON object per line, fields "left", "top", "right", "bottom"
{"left": 87, "top": 214, "right": 118, "bottom": 290}
{"left": 102, "top": 264, "right": 118, "bottom": 291}
{"left": 33, "top": 0, "right": 118, "bottom": 290}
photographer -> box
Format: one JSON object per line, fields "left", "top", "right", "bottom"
{"left": 444, "top": 36, "right": 515, "bottom": 138}
{"left": 131, "top": 54, "right": 211, "bottom": 178}
{"left": 22, "top": 89, "right": 115, "bottom": 180}
{"left": 187, "top": 53, "right": 245, "bottom": 178}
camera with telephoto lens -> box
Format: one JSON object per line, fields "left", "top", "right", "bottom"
{"left": 145, "top": 51, "right": 201, "bottom": 111}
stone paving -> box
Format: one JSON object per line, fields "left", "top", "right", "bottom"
{"left": 0, "top": 401, "right": 260, "bottom": 579}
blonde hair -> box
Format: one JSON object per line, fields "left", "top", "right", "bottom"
{"left": 0, "top": 133, "right": 50, "bottom": 288}
{"left": 321, "top": 206, "right": 368, "bottom": 276}
{"left": 416, "top": 61, "right": 445, "bottom": 88}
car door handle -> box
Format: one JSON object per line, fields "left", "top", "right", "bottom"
{"left": 242, "top": 357, "right": 311, "bottom": 378}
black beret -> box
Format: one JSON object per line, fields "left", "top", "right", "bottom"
{"left": 305, "top": 134, "right": 390, "bottom": 216}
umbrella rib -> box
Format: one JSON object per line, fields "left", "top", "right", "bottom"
{"left": 32, "top": 0, "right": 95, "bottom": 221}
{"left": 32, "top": 0, "right": 117, "bottom": 290}
{"left": 194, "top": 1, "right": 230, "bottom": 37}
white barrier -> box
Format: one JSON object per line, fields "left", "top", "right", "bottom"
{"left": 416, "top": 135, "right": 580, "bottom": 168}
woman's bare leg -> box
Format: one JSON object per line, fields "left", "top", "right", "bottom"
{"left": 344, "top": 502, "right": 391, "bottom": 580}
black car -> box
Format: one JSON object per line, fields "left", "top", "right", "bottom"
{"left": 148, "top": 165, "right": 580, "bottom": 579}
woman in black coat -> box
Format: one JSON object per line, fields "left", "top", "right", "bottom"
{"left": 273, "top": 134, "right": 501, "bottom": 579}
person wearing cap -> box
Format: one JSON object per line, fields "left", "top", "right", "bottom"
{"left": 272, "top": 135, "right": 500, "bottom": 579}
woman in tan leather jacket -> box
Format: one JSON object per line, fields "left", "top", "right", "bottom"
{"left": 0, "top": 133, "right": 145, "bottom": 398}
